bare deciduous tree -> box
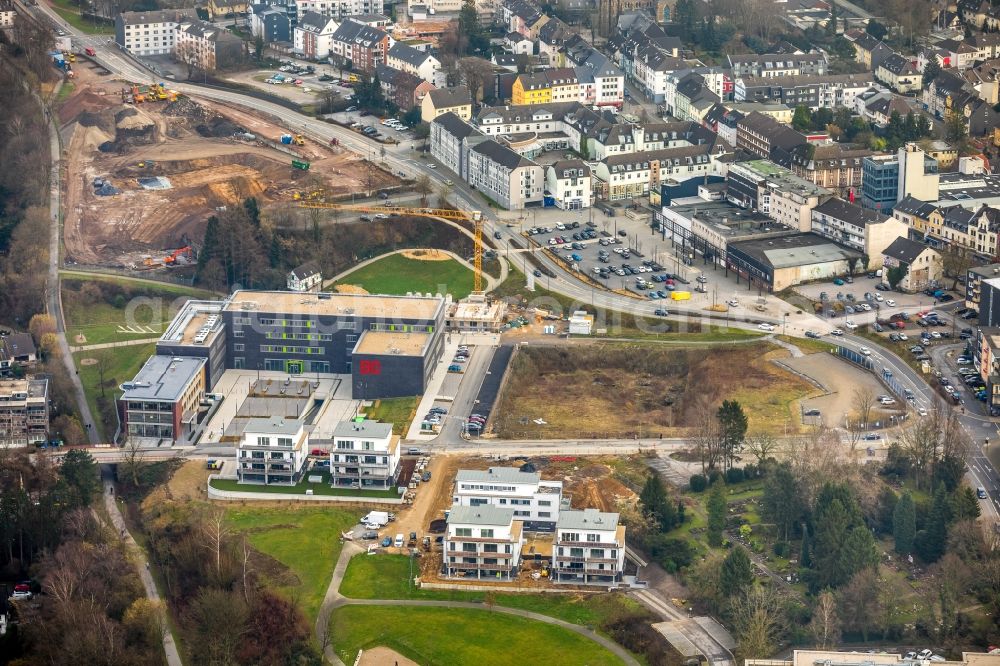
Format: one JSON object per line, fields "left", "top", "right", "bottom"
{"left": 745, "top": 432, "right": 778, "bottom": 466}
{"left": 732, "top": 585, "right": 785, "bottom": 660}
{"left": 808, "top": 590, "right": 841, "bottom": 649}
{"left": 852, "top": 387, "right": 877, "bottom": 429}
{"left": 201, "top": 508, "right": 229, "bottom": 580}
{"left": 119, "top": 437, "right": 145, "bottom": 487}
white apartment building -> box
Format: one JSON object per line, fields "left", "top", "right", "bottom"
{"left": 552, "top": 508, "right": 626, "bottom": 586}
{"left": 811, "top": 198, "right": 909, "bottom": 269}
{"left": 237, "top": 417, "right": 308, "bottom": 485}
{"left": 296, "top": 0, "right": 384, "bottom": 21}
{"left": 294, "top": 11, "right": 339, "bottom": 59}
{"left": 545, "top": 161, "right": 592, "bottom": 210}
{"left": 0, "top": 8, "right": 16, "bottom": 27}
{"left": 115, "top": 8, "right": 198, "bottom": 56}
{"left": 443, "top": 505, "right": 524, "bottom": 580}
{"left": 452, "top": 466, "right": 564, "bottom": 528}
{"left": 726, "top": 160, "right": 833, "bottom": 232}
{"left": 387, "top": 42, "right": 443, "bottom": 87}
{"left": 330, "top": 419, "right": 399, "bottom": 489}
{"left": 467, "top": 139, "right": 544, "bottom": 210}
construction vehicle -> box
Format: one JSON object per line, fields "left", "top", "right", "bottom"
{"left": 143, "top": 246, "right": 192, "bottom": 268}
{"left": 291, "top": 159, "right": 311, "bottom": 171}
{"left": 295, "top": 202, "right": 486, "bottom": 292}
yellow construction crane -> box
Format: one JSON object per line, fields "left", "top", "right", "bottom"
{"left": 297, "top": 202, "right": 485, "bottom": 292}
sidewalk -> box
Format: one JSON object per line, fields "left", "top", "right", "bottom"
{"left": 102, "top": 479, "right": 183, "bottom": 666}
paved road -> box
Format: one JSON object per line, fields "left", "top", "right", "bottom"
{"left": 101, "top": 467, "right": 183, "bottom": 666}
{"left": 630, "top": 589, "right": 734, "bottom": 666}
{"left": 40, "top": 80, "right": 101, "bottom": 444}
{"left": 69, "top": 337, "right": 161, "bottom": 352}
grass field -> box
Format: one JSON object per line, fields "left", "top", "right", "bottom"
{"left": 494, "top": 342, "right": 813, "bottom": 439}
{"left": 339, "top": 554, "right": 645, "bottom": 626}
{"left": 54, "top": 81, "right": 76, "bottom": 105}
{"left": 365, "top": 396, "right": 419, "bottom": 435}
{"left": 225, "top": 506, "right": 359, "bottom": 622}
{"left": 335, "top": 253, "right": 475, "bottom": 300}
{"left": 329, "top": 606, "right": 624, "bottom": 666}
{"left": 776, "top": 334, "right": 837, "bottom": 356}
{"left": 49, "top": 0, "right": 113, "bottom": 33}
{"left": 74, "top": 342, "right": 155, "bottom": 440}
{"left": 210, "top": 475, "right": 399, "bottom": 498}
{"left": 63, "top": 276, "right": 217, "bottom": 346}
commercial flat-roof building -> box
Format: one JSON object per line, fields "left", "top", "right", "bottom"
{"left": 746, "top": 650, "right": 1000, "bottom": 666}
{"left": 158, "top": 290, "right": 447, "bottom": 400}
{"left": 0, "top": 378, "right": 49, "bottom": 448}
{"left": 119, "top": 355, "right": 206, "bottom": 443}
{"left": 727, "top": 232, "right": 863, "bottom": 291}
{"left": 726, "top": 160, "right": 832, "bottom": 232}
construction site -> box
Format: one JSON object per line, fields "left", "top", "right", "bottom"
{"left": 59, "top": 62, "right": 400, "bottom": 270}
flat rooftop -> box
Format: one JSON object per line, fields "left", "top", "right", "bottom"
{"left": 120, "top": 356, "right": 205, "bottom": 402}
{"left": 737, "top": 160, "right": 832, "bottom": 198}
{"left": 450, "top": 298, "right": 506, "bottom": 321}
{"left": 670, "top": 199, "right": 787, "bottom": 238}
{"left": 225, "top": 290, "right": 444, "bottom": 321}
{"left": 160, "top": 300, "right": 225, "bottom": 347}
{"left": 0, "top": 378, "right": 47, "bottom": 402}
{"left": 729, "top": 232, "right": 862, "bottom": 269}
{"left": 353, "top": 330, "right": 430, "bottom": 356}
{"left": 938, "top": 173, "right": 1000, "bottom": 207}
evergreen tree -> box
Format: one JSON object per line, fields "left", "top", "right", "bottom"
{"left": 459, "top": 0, "right": 488, "bottom": 55}
{"left": 243, "top": 197, "right": 261, "bottom": 227}
{"left": 876, "top": 486, "right": 898, "bottom": 535}
{"left": 812, "top": 498, "right": 852, "bottom": 589}
{"left": 196, "top": 215, "right": 220, "bottom": 276}
{"left": 707, "top": 479, "right": 727, "bottom": 547}
{"left": 720, "top": 545, "right": 753, "bottom": 597}
{"left": 268, "top": 233, "right": 281, "bottom": 269}
{"left": 761, "top": 463, "right": 805, "bottom": 542}
{"left": 951, "top": 486, "right": 982, "bottom": 521}
{"left": 717, "top": 401, "right": 747, "bottom": 470}
{"left": 640, "top": 474, "right": 678, "bottom": 530}
{"left": 800, "top": 522, "right": 812, "bottom": 568}
{"left": 922, "top": 59, "right": 941, "bottom": 87}
{"left": 893, "top": 492, "right": 916, "bottom": 554}
{"left": 916, "top": 483, "right": 951, "bottom": 562}
{"left": 673, "top": 0, "right": 696, "bottom": 38}
{"left": 839, "top": 525, "right": 878, "bottom": 577}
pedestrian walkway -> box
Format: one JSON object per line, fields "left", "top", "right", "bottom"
{"left": 315, "top": 541, "right": 639, "bottom": 666}
{"left": 102, "top": 477, "right": 183, "bottom": 666}
{"left": 70, "top": 337, "right": 161, "bottom": 353}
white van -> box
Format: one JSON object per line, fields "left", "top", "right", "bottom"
{"left": 394, "top": 533, "right": 404, "bottom": 548}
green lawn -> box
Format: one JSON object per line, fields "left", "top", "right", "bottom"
{"left": 365, "top": 396, "right": 419, "bottom": 435}
{"left": 776, "top": 334, "right": 836, "bottom": 355}
{"left": 335, "top": 253, "right": 475, "bottom": 300}
{"left": 330, "top": 606, "right": 624, "bottom": 666}
{"left": 54, "top": 81, "right": 75, "bottom": 105}
{"left": 49, "top": 0, "right": 113, "bottom": 33}
{"left": 210, "top": 475, "right": 400, "bottom": 498}
{"left": 339, "top": 554, "right": 640, "bottom": 626}
{"left": 225, "top": 506, "right": 360, "bottom": 622}
{"left": 74, "top": 342, "right": 155, "bottom": 440}
{"left": 63, "top": 275, "right": 217, "bottom": 346}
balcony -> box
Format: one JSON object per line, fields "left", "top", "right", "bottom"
{"left": 557, "top": 539, "right": 620, "bottom": 549}
{"left": 446, "top": 535, "right": 515, "bottom": 544}
{"left": 554, "top": 555, "right": 619, "bottom": 564}
{"left": 447, "top": 561, "right": 515, "bottom": 571}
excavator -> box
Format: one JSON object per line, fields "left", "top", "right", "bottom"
{"left": 295, "top": 202, "right": 486, "bottom": 292}
{"left": 143, "top": 246, "right": 193, "bottom": 268}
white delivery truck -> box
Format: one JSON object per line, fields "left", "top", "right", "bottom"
{"left": 362, "top": 511, "right": 390, "bottom": 528}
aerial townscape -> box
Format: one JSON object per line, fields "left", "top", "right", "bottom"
{"left": 5, "top": 0, "right": 1000, "bottom": 663}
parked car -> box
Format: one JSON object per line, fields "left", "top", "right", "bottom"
{"left": 757, "top": 323, "right": 775, "bottom": 331}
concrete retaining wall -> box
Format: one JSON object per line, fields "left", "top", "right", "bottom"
{"left": 207, "top": 476, "right": 404, "bottom": 504}
{"left": 419, "top": 581, "right": 608, "bottom": 594}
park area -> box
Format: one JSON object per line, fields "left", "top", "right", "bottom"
{"left": 333, "top": 251, "right": 475, "bottom": 300}
{"left": 492, "top": 341, "right": 816, "bottom": 439}
{"left": 329, "top": 606, "right": 626, "bottom": 666}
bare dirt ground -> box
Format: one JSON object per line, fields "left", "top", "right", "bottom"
{"left": 359, "top": 647, "right": 418, "bottom": 666}
{"left": 400, "top": 249, "right": 450, "bottom": 261}
{"left": 59, "top": 65, "right": 399, "bottom": 268}
{"left": 411, "top": 454, "right": 642, "bottom": 583}
{"left": 493, "top": 342, "right": 815, "bottom": 439}
{"left": 334, "top": 284, "right": 370, "bottom": 295}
